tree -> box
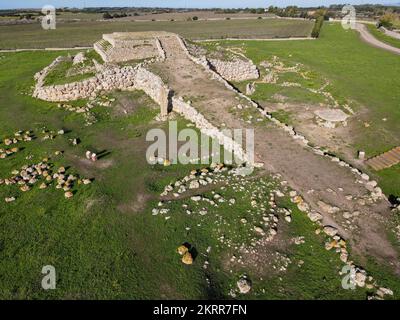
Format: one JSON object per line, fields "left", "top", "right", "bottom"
{"left": 379, "top": 12, "right": 396, "bottom": 29}
{"left": 103, "top": 12, "right": 112, "bottom": 20}
{"left": 311, "top": 15, "right": 324, "bottom": 38}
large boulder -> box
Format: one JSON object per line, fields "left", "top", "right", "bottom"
{"left": 237, "top": 277, "right": 252, "bottom": 294}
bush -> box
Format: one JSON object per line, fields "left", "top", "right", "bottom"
{"left": 379, "top": 13, "right": 396, "bottom": 29}
{"left": 192, "top": 16, "right": 198, "bottom": 21}
{"left": 311, "top": 16, "right": 324, "bottom": 38}
{"left": 102, "top": 12, "right": 112, "bottom": 20}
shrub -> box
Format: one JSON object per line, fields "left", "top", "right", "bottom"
{"left": 379, "top": 13, "right": 396, "bottom": 29}
{"left": 192, "top": 16, "right": 198, "bottom": 21}
{"left": 102, "top": 12, "right": 112, "bottom": 20}
{"left": 311, "top": 16, "right": 324, "bottom": 38}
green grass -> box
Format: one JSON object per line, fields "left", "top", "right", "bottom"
{"left": 0, "top": 30, "right": 399, "bottom": 299}
{"left": 43, "top": 49, "right": 103, "bottom": 86}
{"left": 0, "top": 51, "right": 211, "bottom": 299}
{"left": 0, "top": 19, "right": 314, "bottom": 49}
{"left": 366, "top": 24, "right": 400, "bottom": 49}
{"left": 44, "top": 60, "right": 93, "bottom": 86}
{"left": 270, "top": 109, "right": 293, "bottom": 125}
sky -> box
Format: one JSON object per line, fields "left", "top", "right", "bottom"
{"left": 0, "top": 0, "right": 398, "bottom": 10}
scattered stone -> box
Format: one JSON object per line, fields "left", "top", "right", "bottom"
{"left": 5, "top": 197, "right": 16, "bottom": 203}
{"left": 323, "top": 226, "right": 338, "bottom": 237}
{"left": 177, "top": 245, "right": 189, "bottom": 256}
{"left": 64, "top": 191, "right": 73, "bottom": 199}
{"left": 355, "top": 272, "right": 367, "bottom": 287}
{"left": 182, "top": 252, "right": 193, "bottom": 265}
{"left": 308, "top": 211, "right": 323, "bottom": 222}
{"left": 254, "top": 226, "right": 264, "bottom": 235}
{"left": 237, "top": 277, "right": 252, "bottom": 294}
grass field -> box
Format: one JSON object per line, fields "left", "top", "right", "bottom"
{"left": 366, "top": 24, "right": 400, "bottom": 49}
{"left": 212, "top": 22, "right": 400, "bottom": 198}
{"left": 0, "top": 18, "right": 314, "bottom": 49}
{"left": 1, "top": 48, "right": 399, "bottom": 299}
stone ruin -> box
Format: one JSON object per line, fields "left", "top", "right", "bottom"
{"left": 314, "top": 108, "right": 349, "bottom": 128}
{"left": 208, "top": 58, "right": 259, "bottom": 82}
{"left": 94, "top": 31, "right": 173, "bottom": 63}
{"left": 31, "top": 31, "right": 265, "bottom": 168}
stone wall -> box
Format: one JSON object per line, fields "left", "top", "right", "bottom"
{"left": 155, "top": 38, "right": 166, "bottom": 61}
{"left": 33, "top": 60, "right": 169, "bottom": 115}
{"left": 208, "top": 58, "right": 259, "bottom": 82}
{"left": 34, "top": 56, "right": 68, "bottom": 88}
{"left": 33, "top": 66, "right": 137, "bottom": 102}
{"left": 172, "top": 96, "right": 252, "bottom": 165}
{"left": 133, "top": 67, "right": 170, "bottom": 116}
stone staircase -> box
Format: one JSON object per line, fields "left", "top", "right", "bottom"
{"left": 365, "top": 146, "right": 400, "bottom": 171}
{"left": 94, "top": 39, "right": 112, "bottom": 62}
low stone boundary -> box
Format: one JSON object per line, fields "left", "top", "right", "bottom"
{"left": 33, "top": 59, "right": 170, "bottom": 114}
{"left": 34, "top": 56, "right": 67, "bottom": 88}
{"left": 155, "top": 38, "right": 166, "bottom": 61}
{"left": 208, "top": 58, "right": 259, "bottom": 82}
{"left": 172, "top": 96, "right": 252, "bottom": 165}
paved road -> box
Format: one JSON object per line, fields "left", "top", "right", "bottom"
{"left": 356, "top": 23, "right": 400, "bottom": 55}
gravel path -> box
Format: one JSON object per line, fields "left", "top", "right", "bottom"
{"left": 356, "top": 23, "right": 400, "bottom": 55}
{"left": 381, "top": 27, "right": 400, "bottom": 40}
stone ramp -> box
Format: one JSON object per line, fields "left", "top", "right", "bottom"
{"left": 366, "top": 146, "right": 400, "bottom": 171}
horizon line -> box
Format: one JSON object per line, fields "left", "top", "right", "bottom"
{"left": 1, "top": 3, "right": 400, "bottom": 11}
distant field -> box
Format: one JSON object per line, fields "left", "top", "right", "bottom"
{"left": 118, "top": 10, "right": 276, "bottom": 21}
{"left": 0, "top": 18, "right": 314, "bottom": 49}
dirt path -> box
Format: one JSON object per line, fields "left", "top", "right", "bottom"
{"left": 356, "top": 23, "right": 400, "bottom": 55}
{"left": 381, "top": 27, "right": 400, "bottom": 40}
{"left": 152, "top": 36, "right": 400, "bottom": 272}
